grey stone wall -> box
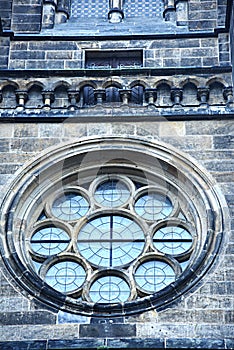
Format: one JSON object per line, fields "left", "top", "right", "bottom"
{"left": 188, "top": 0, "right": 217, "bottom": 31}
{"left": 6, "top": 36, "right": 230, "bottom": 70}
{"left": 0, "top": 119, "right": 233, "bottom": 347}
{"left": 11, "top": 0, "right": 41, "bottom": 33}
{"left": 0, "top": 0, "right": 233, "bottom": 349}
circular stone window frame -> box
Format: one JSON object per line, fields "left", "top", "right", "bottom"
{"left": 0, "top": 136, "right": 229, "bottom": 317}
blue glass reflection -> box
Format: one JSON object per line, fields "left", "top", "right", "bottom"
{"left": 89, "top": 275, "right": 130, "bottom": 303}
{"left": 134, "top": 192, "right": 173, "bottom": 220}
{"left": 52, "top": 192, "right": 89, "bottom": 221}
{"left": 77, "top": 215, "right": 145, "bottom": 267}
{"left": 31, "top": 227, "right": 70, "bottom": 256}
{"left": 94, "top": 180, "right": 130, "bottom": 207}
{"left": 45, "top": 261, "right": 86, "bottom": 293}
{"left": 135, "top": 260, "right": 175, "bottom": 292}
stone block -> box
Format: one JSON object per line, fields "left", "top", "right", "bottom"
{"left": 219, "top": 53, "right": 231, "bottom": 63}
{"left": 159, "top": 122, "right": 185, "bottom": 137}
{"left": 10, "top": 138, "right": 61, "bottom": 153}
{"left": 107, "top": 338, "right": 164, "bottom": 349}
{"left": 161, "top": 136, "right": 213, "bottom": 151}
{"left": 0, "top": 297, "right": 29, "bottom": 312}
{"left": 214, "top": 136, "right": 234, "bottom": 149}
{"left": 150, "top": 39, "right": 200, "bottom": 49}
{"left": 10, "top": 42, "right": 28, "bottom": 50}
{"left": 10, "top": 50, "right": 45, "bottom": 60}
{"left": 225, "top": 311, "right": 234, "bottom": 324}
{"left": 189, "top": 20, "right": 217, "bottom": 31}
{"left": 135, "top": 122, "right": 160, "bottom": 137}
{"left": 47, "top": 339, "right": 104, "bottom": 349}
{"left": 46, "top": 51, "right": 73, "bottom": 60}
{"left": 111, "top": 123, "right": 135, "bottom": 135}
{"left": 0, "top": 311, "right": 56, "bottom": 325}
{"left": 202, "top": 57, "right": 219, "bottom": 66}
{"left": 181, "top": 57, "right": 202, "bottom": 66}
{"left": 163, "top": 58, "right": 181, "bottom": 67}
{"left": 166, "top": 338, "right": 225, "bottom": 349}
{"left": 9, "top": 59, "right": 26, "bottom": 69}
{"left": 39, "top": 124, "right": 63, "bottom": 138}
{"left": 0, "top": 340, "right": 47, "bottom": 350}
{"left": 14, "top": 124, "right": 39, "bottom": 138}
{"left": 26, "top": 60, "right": 65, "bottom": 69}
{"left": 63, "top": 123, "right": 88, "bottom": 138}
{"left": 0, "top": 125, "right": 13, "bottom": 138}
{"left": 186, "top": 121, "right": 234, "bottom": 135}
{"left": 0, "top": 140, "right": 10, "bottom": 152}
{"left": 65, "top": 60, "right": 82, "bottom": 69}
{"left": 79, "top": 323, "right": 136, "bottom": 338}
{"left": 194, "top": 325, "right": 234, "bottom": 339}
{"left": 28, "top": 41, "right": 78, "bottom": 51}
{"left": 194, "top": 310, "right": 224, "bottom": 324}
{"left": 204, "top": 160, "right": 234, "bottom": 172}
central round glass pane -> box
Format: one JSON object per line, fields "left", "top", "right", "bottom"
{"left": 94, "top": 180, "right": 130, "bottom": 207}
{"left": 134, "top": 192, "right": 173, "bottom": 220}
{"left": 52, "top": 192, "right": 89, "bottom": 221}
{"left": 89, "top": 275, "right": 130, "bottom": 303}
{"left": 77, "top": 215, "right": 145, "bottom": 267}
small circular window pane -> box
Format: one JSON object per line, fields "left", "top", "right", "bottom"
{"left": 94, "top": 179, "right": 131, "bottom": 207}
{"left": 77, "top": 215, "right": 145, "bottom": 267}
{"left": 134, "top": 192, "right": 173, "bottom": 221}
{"left": 135, "top": 260, "right": 175, "bottom": 293}
{"left": 45, "top": 261, "right": 86, "bottom": 293}
{"left": 89, "top": 275, "right": 130, "bottom": 303}
{"left": 30, "top": 227, "right": 70, "bottom": 256}
{"left": 153, "top": 226, "right": 193, "bottom": 255}
{"left": 51, "top": 192, "right": 89, "bottom": 221}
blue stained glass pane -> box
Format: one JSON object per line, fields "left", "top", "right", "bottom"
{"left": 89, "top": 275, "right": 130, "bottom": 303}
{"left": 135, "top": 260, "right": 175, "bottom": 293}
{"left": 94, "top": 180, "right": 130, "bottom": 207}
{"left": 153, "top": 226, "right": 193, "bottom": 255}
{"left": 52, "top": 192, "right": 89, "bottom": 221}
{"left": 31, "top": 227, "right": 70, "bottom": 256}
{"left": 45, "top": 261, "right": 86, "bottom": 293}
{"left": 77, "top": 215, "right": 145, "bottom": 267}
{"left": 134, "top": 193, "right": 173, "bottom": 221}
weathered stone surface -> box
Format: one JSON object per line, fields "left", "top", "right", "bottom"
{"left": 0, "top": 311, "right": 56, "bottom": 325}
{"left": 0, "top": 0, "right": 233, "bottom": 348}
{"left": 79, "top": 324, "right": 136, "bottom": 338}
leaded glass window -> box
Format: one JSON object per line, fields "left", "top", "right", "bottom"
{"left": 27, "top": 174, "right": 196, "bottom": 303}
{"left": 0, "top": 138, "right": 225, "bottom": 317}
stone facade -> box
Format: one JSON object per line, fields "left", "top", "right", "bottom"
{"left": 0, "top": 1, "right": 233, "bottom": 349}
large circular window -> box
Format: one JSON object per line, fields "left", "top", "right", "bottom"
{"left": 0, "top": 137, "right": 227, "bottom": 317}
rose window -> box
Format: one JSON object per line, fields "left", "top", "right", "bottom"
{"left": 26, "top": 174, "right": 197, "bottom": 305}
{"left": 0, "top": 138, "right": 225, "bottom": 317}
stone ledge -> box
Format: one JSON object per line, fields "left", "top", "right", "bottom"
{"left": 0, "top": 338, "right": 233, "bottom": 350}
